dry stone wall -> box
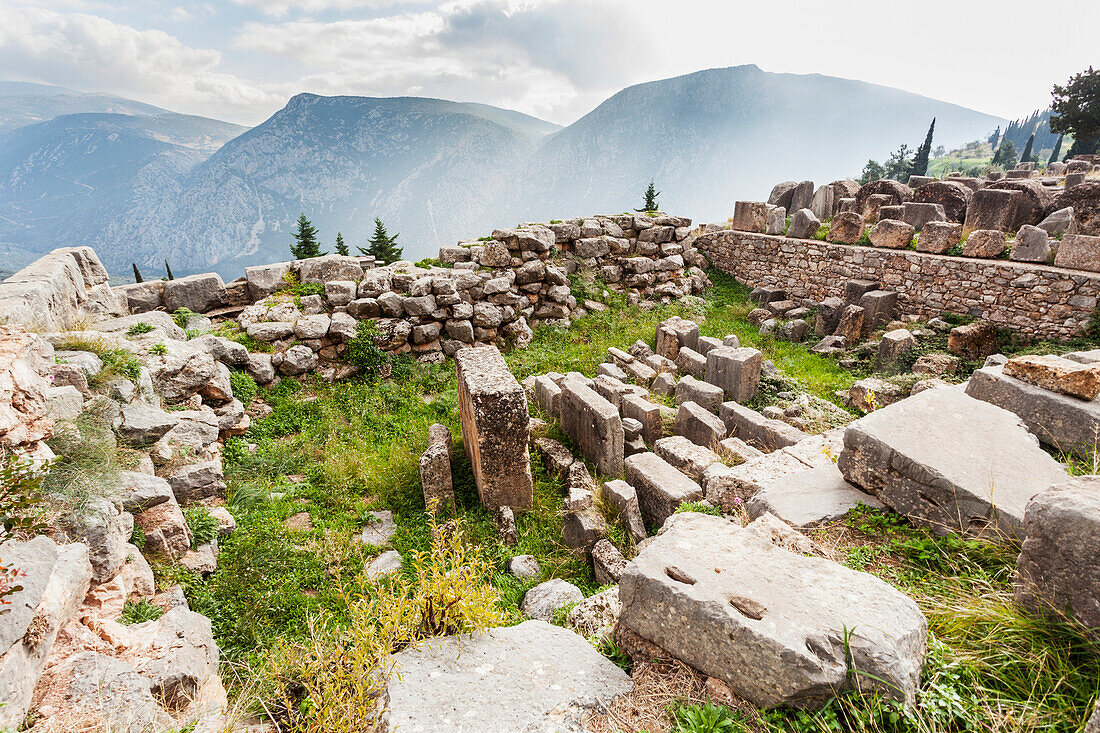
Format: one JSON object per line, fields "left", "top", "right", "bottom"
{"left": 696, "top": 230, "right": 1100, "bottom": 341}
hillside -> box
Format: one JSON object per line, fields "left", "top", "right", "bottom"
{"left": 0, "top": 81, "right": 168, "bottom": 133}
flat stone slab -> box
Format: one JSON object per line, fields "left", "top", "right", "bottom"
{"left": 455, "top": 346, "right": 533, "bottom": 510}
{"left": 358, "top": 510, "right": 396, "bottom": 546}
{"left": 965, "top": 365, "right": 1100, "bottom": 458}
{"left": 618, "top": 513, "right": 926, "bottom": 709}
{"left": 625, "top": 451, "right": 703, "bottom": 527}
{"left": 746, "top": 463, "right": 883, "bottom": 527}
{"left": 383, "top": 620, "right": 631, "bottom": 732}
{"left": 720, "top": 401, "right": 809, "bottom": 451}
{"left": 838, "top": 387, "right": 1068, "bottom": 537}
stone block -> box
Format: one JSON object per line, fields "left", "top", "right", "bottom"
{"left": 766, "top": 206, "right": 786, "bottom": 235}
{"left": 625, "top": 451, "right": 703, "bottom": 527}
{"left": 916, "top": 221, "right": 962, "bottom": 254}
{"left": 1054, "top": 181, "right": 1100, "bottom": 236}
{"left": 1054, "top": 234, "right": 1100, "bottom": 272}
{"left": 732, "top": 201, "right": 768, "bottom": 233}
{"left": 704, "top": 346, "right": 762, "bottom": 403}
{"left": 838, "top": 387, "right": 1069, "bottom": 537}
{"left": 875, "top": 329, "right": 916, "bottom": 372}
{"left": 947, "top": 321, "right": 999, "bottom": 360}
{"left": 298, "top": 254, "right": 363, "bottom": 284}
{"left": 828, "top": 211, "right": 864, "bottom": 244}
{"left": 675, "top": 347, "right": 707, "bottom": 379}
{"left": 673, "top": 401, "right": 727, "bottom": 449}
{"left": 455, "top": 346, "right": 534, "bottom": 511}
{"left": 1010, "top": 225, "right": 1051, "bottom": 263}
{"left": 963, "top": 188, "right": 1019, "bottom": 235}
{"left": 533, "top": 374, "right": 562, "bottom": 417}
{"left": 901, "top": 202, "right": 945, "bottom": 231}
{"left": 912, "top": 180, "right": 972, "bottom": 222}
{"left": 962, "top": 229, "right": 1007, "bottom": 258}
{"left": 719, "top": 400, "right": 809, "bottom": 451}
{"left": 868, "top": 219, "right": 915, "bottom": 249}
{"left": 655, "top": 316, "right": 699, "bottom": 359}
{"left": 965, "top": 364, "right": 1100, "bottom": 457}
{"left": 786, "top": 208, "right": 820, "bottom": 239}
{"left": 618, "top": 513, "right": 926, "bottom": 708}
{"left": 622, "top": 393, "right": 662, "bottom": 445}
{"left": 654, "top": 436, "right": 722, "bottom": 482}
{"left": 1003, "top": 354, "right": 1100, "bottom": 400}
{"left": 674, "top": 375, "right": 724, "bottom": 413}
{"left": 560, "top": 375, "right": 624, "bottom": 476}
{"left": 1014, "top": 476, "right": 1100, "bottom": 628}
{"left": 420, "top": 441, "right": 455, "bottom": 512}
{"left": 814, "top": 297, "right": 844, "bottom": 336}
{"left": 164, "top": 273, "right": 224, "bottom": 313}
{"left": 746, "top": 463, "right": 883, "bottom": 527}
{"left": 857, "top": 290, "right": 897, "bottom": 335}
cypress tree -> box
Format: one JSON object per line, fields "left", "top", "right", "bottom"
{"left": 290, "top": 214, "right": 324, "bottom": 259}
{"left": 1048, "top": 134, "right": 1064, "bottom": 165}
{"left": 335, "top": 231, "right": 349, "bottom": 256}
{"left": 1020, "top": 134, "right": 1035, "bottom": 164}
{"left": 910, "top": 118, "right": 936, "bottom": 177}
{"left": 132, "top": 263, "right": 143, "bottom": 283}
{"left": 165, "top": 260, "right": 174, "bottom": 280}
{"left": 359, "top": 217, "right": 402, "bottom": 264}
{"left": 989, "top": 126, "right": 1001, "bottom": 149}
{"left": 635, "top": 181, "right": 660, "bottom": 212}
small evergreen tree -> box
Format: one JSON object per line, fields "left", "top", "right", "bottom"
{"left": 290, "top": 214, "right": 324, "bottom": 260}
{"left": 335, "top": 231, "right": 349, "bottom": 256}
{"left": 910, "top": 118, "right": 936, "bottom": 177}
{"left": 1049, "top": 134, "right": 1064, "bottom": 164}
{"left": 132, "top": 263, "right": 143, "bottom": 283}
{"left": 991, "top": 139, "right": 1018, "bottom": 169}
{"left": 165, "top": 260, "right": 174, "bottom": 280}
{"left": 884, "top": 144, "right": 913, "bottom": 181}
{"left": 859, "top": 159, "right": 885, "bottom": 184}
{"left": 635, "top": 180, "right": 660, "bottom": 213}
{"left": 359, "top": 217, "right": 403, "bottom": 264}
{"left": 1019, "top": 134, "right": 1035, "bottom": 164}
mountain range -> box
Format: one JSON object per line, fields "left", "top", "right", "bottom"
{"left": 0, "top": 66, "right": 1005, "bottom": 279}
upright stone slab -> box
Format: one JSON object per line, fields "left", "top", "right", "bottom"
{"left": 838, "top": 387, "right": 1069, "bottom": 537}
{"left": 617, "top": 513, "right": 926, "bottom": 709}
{"left": 673, "top": 401, "right": 727, "bottom": 448}
{"left": 560, "top": 376, "right": 625, "bottom": 476}
{"left": 1054, "top": 234, "right": 1100, "bottom": 272}
{"left": 704, "top": 347, "right": 762, "bottom": 403}
{"left": 963, "top": 188, "right": 1019, "bottom": 235}
{"left": 455, "top": 346, "right": 533, "bottom": 511}
{"left": 382, "top": 620, "right": 631, "bottom": 732}
{"left": 732, "top": 201, "right": 768, "bottom": 233}
{"left": 1014, "top": 476, "right": 1100, "bottom": 628}
{"left": 656, "top": 317, "right": 700, "bottom": 359}
{"left": 625, "top": 451, "right": 703, "bottom": 526}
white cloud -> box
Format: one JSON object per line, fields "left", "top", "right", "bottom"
{"left": 0, "top": 4, "right": 281, "bottom": 122}
{"left": 170, "top": 6, "right": 194, "bottom": 22}
{"left": 229, "top": 0, "right": 406, "bottom": 17}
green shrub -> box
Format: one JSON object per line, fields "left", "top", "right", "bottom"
{"left": 120, "top": 599, "right": 164, "bottom": 625}
{"left": 414, "top": 257, "right": 446, "bottom": 269}
{"left": 127, "top": 321, "right": 154, "bottom": 336}
{"left": 856, "top": 228, "right": 872, "bottom": 246}
{"left": 172, "top": 307, "right": 198, "bottom": 328}
{"left": 346, "top": 321, "right": 388, "bottom": 379}
{"left": 230, "top": 370, "right": 258, "bottom": 405}
{"left": 184, "top": 506, "right": 219, "bottom": 548}
{"left": 812, "top": 224, "right": 830, "bottom": 241}
{"left": 674, "top": 501, "right": 721, "bottom": 517}
{"left": 148, "top": 343, "right": 168, "bottom": 356}
{"left": 672, "top": 701, "right": 736, "bottom": 733}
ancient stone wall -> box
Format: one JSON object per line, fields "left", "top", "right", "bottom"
{"left": 696, "top": 230, "right": 1100, "bottom": 341}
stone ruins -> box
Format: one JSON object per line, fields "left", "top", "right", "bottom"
{"left": 2, "top": 154, "right": 1100, "bottom": 731}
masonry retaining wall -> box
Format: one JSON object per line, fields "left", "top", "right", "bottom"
{"left": 695, "top": 230, "right": 1100, "bottom": 341}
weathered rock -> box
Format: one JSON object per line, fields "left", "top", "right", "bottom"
{"left": 116, "top": 471, "right": 174, "bottom": 513}
{"left": 786, "top": 209, "right": 820, "bottom": 239}
{"left": 625, "top": 451, "right": 703, "bottom": 527}
{"left": 420, "top": 440, "right": 455, "bottom": 512}
{"left": 1003, "top": 354, "right": 1100, "bottom": 400}
{"left": 1037, "top": 206, "right": 1076, "bottom": 237}
{"left": 947, "top": 321, "right": 999, "bottom": 360}
{"left": 746, "top": 464, "right": 883, "bottom": 527}
{"left": 911, "top": 180, "right": 972, "bottom": 222}
{"left": 656, "top": 316, "right": 699, "bottom": 360}
{"left": 562, "top": 508, "right": 607, "bottom": 558}
{"left": 833, "top": 304, "right": 864, "bottom": 343}
{"left": 382, "top": 620, "right": 630, "bottom": 732}
{"left": 568, "top": 586, "right": 621, "bottom": 641}
{"left": 704, "top": 346, "right": 762, "bottom": 404}
{"left": 987, "top": 179, "right": 1057, "bottom": 231}
{"left": 622, "top": 393, "right": 662, "bottom": 445}
{"left": 508, "top": 554, "right": 541, "bottom": 580}
{"left": 244, "top": 261, "right": 292, "bottom": 300}
{"left": 868, "top": 219, "right": 915, "bottom": 249}
{"left": 115, "top": 404, "right": 178, "bottom": 446}
{"left": 673, "top": 401, "right": 727, "bottom": 448}
{"left": 358, "top": 510, "right": 397, "bottom": 546}
{"left": 123, "top": 607, "right": 221, "bottom": 711}
{"left": 0, "top": 537, "right": 92, "bottom": 729}
{"left": 365, "top": 550, "right": 403, "bottom": 579}
{"left": 838, "top": 387, "right": 1069, "bottom": 537}
{"left": 766, "top": 206, "right": 786, "bottom": 235}
{"left": 654, "top": 436, "right": 721, "bottom": 482}
{"left": 916, "top": 221, "right": 962, "bottom": 254}
{"left": 67, "top": 499, "right": 133, "bottom": 583}
{"left": 1054, "top": 234, "right": 1100, "bottom": 272}
{"left": 298, "top": 254, "right": 363, "bottom": 284}
{"left": 455, "top": 346, "right": 533, "bottom": 511}
{"left": 163, "top": 273, "right": 225, "bottom": 313}
{"left": 963, "top": 188, "right": 1019, "bottom": 235}
{"left": 164, "top": 460, "right": 226, "bottom": 504}
{"left": 875, "top": 329, "right": 916, "bottom": 372}
{"left": 1010, "top": 225, "right": 1051, "bottom": 263}
{"left": 560, "top": 375, "right": 624, "bottom": 477}
{"left": 962, "top": 229, "right": 1007, "bottom": 259}
{"left": 912, "top": 353, "right": 958, "bottom": 377}
{"left": 720, "top": 401, "right": 809, "bottom": 451}
{"left": 521, "top": 579, "right": 584, "bottom": 621}
{"left": 599, "top": 479, "right": 648, "bottom": 544}
{"left": 1014, "top": 476, "right": 1100, "bottom": 628}
{"left": 674, "top": 375, "right": 723, "bottom": 413}
{"left": 134, "top": 498, "right": 191, "bottom": 559}
{"left": 965, "top": 364, "right": 1100, "bottom": 457}
{"left": 827, "top": 211, "right": 864, "bottom": 244}
{"left": 732, "top": 201, "right": 768, "bottom": 233}
{"left": 618, "top": 512, "right": 926, "bottom": 709}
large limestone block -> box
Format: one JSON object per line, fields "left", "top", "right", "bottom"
{"left": 673, "top": 400, "right": 727, "bottom": 448}
{"left": 838, "top": 387, "right": 1069, "bottom": 537}
{"left": 1003, "top": 354, "right": 1100, "bottom": 400}
{"left": 732, "top": 201, "right": 768, "bottom": 233}
{"left": 245, "top": 261, "right": 292, "bottom": 300}
{"left": 746, "top": 463, "right": 883, "bottom": 527}
{"left": 965, "top": 364, "right": 1100, "bottom": 457}
{"left": 0, "top": 537, "right": 92, "bottom": 729}
{"left": 123, "top": 607, "right": 221, "bottom": 710}
{"left": 704, "top": 346, "right": 762, "bottom": 403}
{"left": 164, "top": 273, "right": 225, "bottom": 313}
{"left": 963, "top": 188, "right": 1019, "bottom": 235}
{"left": 618, "top": 513, "right": 927, "bottom": 709}
{"left": 382, "top": 620, "right": 631, "bottom": 732}
{"left": 625, "top": 451, "right": 703, "bottom": 527}
{"left": 1014, "top": 477, "right": 1100, "bottom": 627}
{"left": 1054, "top": 234, "right": 1100, "bottom": 272}
{"left": 1053, "top": 180, "right": 1100, "bottom": 236}
{"left": 912, "top": 180, "right": 972, "bottom": 222}
{"left": 455, "top": 346, "right": 534, "bottom": 510}
{"left": 720, "top": 400, "right": 809, "bottom": 451}
{"left": 298, "top": 254, "right": 364, "bottom": 284}
{"left": 560, "top": 375, "right": 624, "bottom": 477}
{"left": 655, "top": 316, "right": 699, "bottom": 360}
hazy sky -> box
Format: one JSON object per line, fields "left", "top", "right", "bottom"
{"left": 1, "top": 0, "right": 1097, "bottom": 126}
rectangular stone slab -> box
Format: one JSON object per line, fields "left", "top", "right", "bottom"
{"left": 560, "top": 375, "right": 624, "bottom": 476}
{"left": 625, "top": 451, "right": 703, "bottom": 526}
{"left": 746, "top": 463, "right": 883, "bottom": 527}
{"left": 838, "top": 386, "right": 1068, "bottom": 537}
{"left": 965, "top": 365, "right": 1100, "bottom": 458}
{"left": 618, "top": 513, "right": 926, "bottom": 709}
{"left": 455, "top": 346, "right": 534, "bottom": 511}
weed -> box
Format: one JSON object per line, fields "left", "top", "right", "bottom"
{"left": 120, "top": 599, "right": 164, "bottom": 625}
{"left": 671, "top": 701, "right": 736, "bottom": 733}
{"left": 230, "top": 370, "right": 258, "bottom": 405}
{"left": 674, "top": 501, "right": 721, "bottom": 517}
{"left": 184, "top": 506, "right": 219, "bottom": 548}
{"left": 127, "top": 321, "right": 154, "bottom": 336}
{"left": 149, "top": 343, "right": 168, "bottom": 356}
{"left": 172, "top": 307, "right": 198, "bottom": 328}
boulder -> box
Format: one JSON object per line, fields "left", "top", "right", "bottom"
{"left": 244, "top": 261, "right": 292, "bottom": 300}
{"left": 163, "top": 273, "right": 225, "bottom": 313}
{"left": 559, "top": 375, "right": 624, "bottom": 477}
{"left": 123, "top": 607, "right": 221, "bottom": 711}
{"left": 68, "top": 499, "right": 133, "bottom": 583}
{"left": 455, "top": 346, "right": 534, "bottom": 510}
{"left": 838, "top": 387, "right": 1069, "bottom": 537}
{"left": 947, "top": 321, "right": 999, "bottom": 360}
{"left": 521, "top": 579, "right": 584, "bottom": 622}
{"left": 134, "top": 498, "right": 191, "bottom": 559}
{"left": 912, "top": 180, "right": 972, "bottom": 222}
{"left": 962, "top": 229, "right": 1007, "bottom": 258}
{"left": 855, "top": 179, "right": 913, "bottom": 213}
{"left": 278, "top": 344, "right": 318, "bottom": 375}
{"left": 365, "top": 550, "right": 403, "bottom": 579}
{"left": 0, "top": 537, "right": 92, "bottom": 729}
{"left": 1010, "top": 225, "right": 1051, "bottom": 263}
{"left": 732, "top": 201, "right": 768, "bottom": 233}
{"left": 655, "top": 316, "right": 700, "bottom": 359}
{"left": 786, "top": 208, "right": 820, "bottom": 239}
{"left": 618, "top": 512, "right": 926, "bottom": 709}
{"left": 568, "top": 586, "right": 621, "bottom": 640}
{"left": 508, "top": 555, "right": 541, "bottom": 580}
{"left": 115, "top": 404, "right": 178, "bottom": 446}
{"left": 1054, "top": 234, "right": 1100, "bottom": 272}
{"left": 916, "top": 221, "right": 962, "bottom": 254}
{"left": 1054, "top": 182, "right": 1100, "bottom": 235}
{"left": 625, "top": 451, "right": 703, "bottom": 527}
{"left": 116, "top": 471, "right": 174, "bottom": 513}
{"left": 1014, "top": 476, "right": 1100, "bottom": 628}
{"left": 1037, "top": 206, "right": 1076, "bottom": 237}
{"left": 766, "top": 206, "right": 786, "bottom": 235}
{"left": 965, "top": 364, "right": 1100, "bottom": 457}
{"left": 987, "top": 179, "right": 1057, "bottom": 231}
{"left": 298, "top": 254, "right": 363, "bottom": 284}
{"left": 116, "top": 281, "right": 165, "bottom": 313}
{"left": 381, "top": 620, "right": 630, "bottom": 732}
{"left": 827, "top": 211, "right": 864, "bottom": 244}
{"left": 868, "top": 219, "right": 915, "bottom": 249}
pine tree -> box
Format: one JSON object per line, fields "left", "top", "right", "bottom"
{"left": 1051, "top": 67, "right": 1100, "bottom": 157}
{"left": 1049, "top": 134, "right": 1064, "bottom": 164}
{"left": 359, "top": 217, "right": 402, "bottom": 264}
{"left": 991, "top": 139, "right": 1018, "bottom": 169}
{"left": 859, "top": 160, "right": 885, "bottom": 185}
{"left": 910, "top": 118, "right": 936, "bottom": 177}
{"left": 335, "top": 231, "right": 349, "bottom": 256}
{"left": 290, "top": 214, "right": 324, "bottom": 260}
{"left": 635, "top": 180, "right": 660, "bottom": 213}
{"left": 132, "top": 263, "right": 143, "bottom": 283}
{"left": 884, "top": 144, "right": 913, "bottom": 181}
{"left": 165, "top": 260, "right": 174, "bottom": 281}
{"left": 1020, "top": 134, "right": 1035, "bottom": 164}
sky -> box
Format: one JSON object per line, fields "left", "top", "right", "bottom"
{"left": 0, "top": 0, "right": 1097, "bottom": 127}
